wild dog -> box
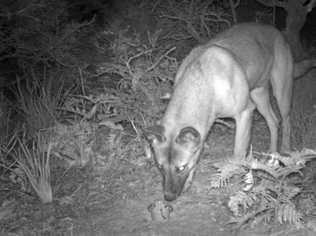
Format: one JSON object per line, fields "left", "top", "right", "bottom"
{"left": 148, "top": 23, "right": 313, "bottom": 201}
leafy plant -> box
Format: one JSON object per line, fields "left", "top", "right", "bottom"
{"left": 211, "top": 149, "right": 316, "bottom": 229}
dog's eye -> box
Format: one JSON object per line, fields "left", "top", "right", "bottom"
{"left": 175, "top": 165, "right": 187, "bottom": 173}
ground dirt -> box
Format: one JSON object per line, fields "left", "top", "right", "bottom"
{"left": 88, "top": 119, "right": 314, "bottom": 236}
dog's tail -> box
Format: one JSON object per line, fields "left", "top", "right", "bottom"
{"left": 294, "top": 58, "right": 316, "bottom": 79}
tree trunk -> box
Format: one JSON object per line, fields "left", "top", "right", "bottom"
{"left": 283, "top": 0, "right": 309, "bottom": 60}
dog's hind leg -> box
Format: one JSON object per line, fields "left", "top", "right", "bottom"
{"left": 251, "top": 86, "right": 279, "bottom": 152}
{"left": 271, "top": 37, "right": 294, "bottom": 152}
{"left": 233, "top": 101, "right": 256, "bottom": 159}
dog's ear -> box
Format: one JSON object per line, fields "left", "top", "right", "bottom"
{"left": 175, "top": 127, "right": 200, "bottom": 148}
{"left": 145, "top": 125, "right": 166, "bottom": 143}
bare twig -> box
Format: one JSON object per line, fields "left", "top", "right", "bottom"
{"left": 59, "top": 16, "right": 96, "bottom": 43}
{"left": 204, "top": 12, "right": 232, "bottom": 27}
{"left": 129, "top": 119, "right": 142, "bottom": 139}
{"left": 215, "top": 118, "right": 235, "bottom": 129}
{"left": 126, "top": 49, "right": 152, "bottom": 76}
{"left": 255, "top": 0, "right": 286, "bottom": 9}
{"left": 146, "top": 47, "right": 176, "bottom": 72}
{"left": 78, "top": 67, "right": 86, "bottom": 96}
{"left": 160, "top": 14, "right": 186, "bottom": 22}
{"left": 229, "top": 0, "right": 240, "bottom": 23}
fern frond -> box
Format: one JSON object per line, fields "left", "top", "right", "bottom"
{"left": 276, "top": 202, "right": 303, "bottom": 228}
{"left": 278, "top": 149, "right": 316, "bottom": 167}
{"left": 228, "top": 191, "right": 257, "bottom": 216}
{"left": 252, "top": 181, "right": 277, "bottom": 203}
{"left": 281, "top": 185, "right": 301, "bottom": 199}
{"left": 275, "top": 165, "right": 303, "bottom": 179}
{"left": 210, "top": 173, "right": 230, "bottom": 188}
{"left": 247, "top": 158, "right": 279, "bottom": 179}
{"left": 228, "top": 206, "right": 273, "bottom": 229}
{"left": 243, "top": 170, "right": 254, "bottom": 191}
{"left": 220, "top": 149, "right": 316, "bottom": 229}
{"left": 210, "top": 159, "right": 245, "bottom": 188}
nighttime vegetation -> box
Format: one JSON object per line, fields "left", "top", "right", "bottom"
{"left": 0, "top": 0, "right": 315, "bottom": 235}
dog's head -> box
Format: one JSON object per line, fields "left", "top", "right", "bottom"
{"left": 148, "top": 125, "right": 203, "bottom": 201}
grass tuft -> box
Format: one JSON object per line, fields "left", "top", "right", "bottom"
{"left": 11, "top": 133, "right": 53, "bottom": 203}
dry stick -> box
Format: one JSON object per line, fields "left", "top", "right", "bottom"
{"left": 129, "top": 119, "right": 142, "bottom": 139}
{"left": 255, "top": 0, "right": 286, "bottom": 8}
{"left": 78, "top": 67, "right": 85, "bottom": 96}
{"left": 0, "top": 188, "right": 34, "bottom": 197}
{"left": 204, "top": 12, "right": 232, "bottom": 27}
{"left": 229, "top": 0, "right": 240, "bottom": 23}
{"left": 273, "top": 4, "right": 276, "bottom": 25}
{"left": 200, "top": 15, "right": 211, "bottom": 37}
{"left": 125, "top": 47, "right": 177, "bottom": 112}
{"left": 215, "top": 119, "right": 235, "bottom": 129}
{"left": 160, "top": 13, "right": 203, "bottom": 42}
{"left": 146, "top": 47, "right": 176, "bottom": 72}
{"left": 126, "top": 49, "right": 152, "bottom": 76}
{"left": 229, "top": 207, "right": 273, "bottom": 235}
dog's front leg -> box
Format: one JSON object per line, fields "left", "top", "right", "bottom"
{"left": 233, "top": 102, "right": 255, "bottom": 159}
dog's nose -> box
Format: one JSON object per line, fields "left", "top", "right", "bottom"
{"left": 164, "top": 191, "right": 177, "bottom": 201}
